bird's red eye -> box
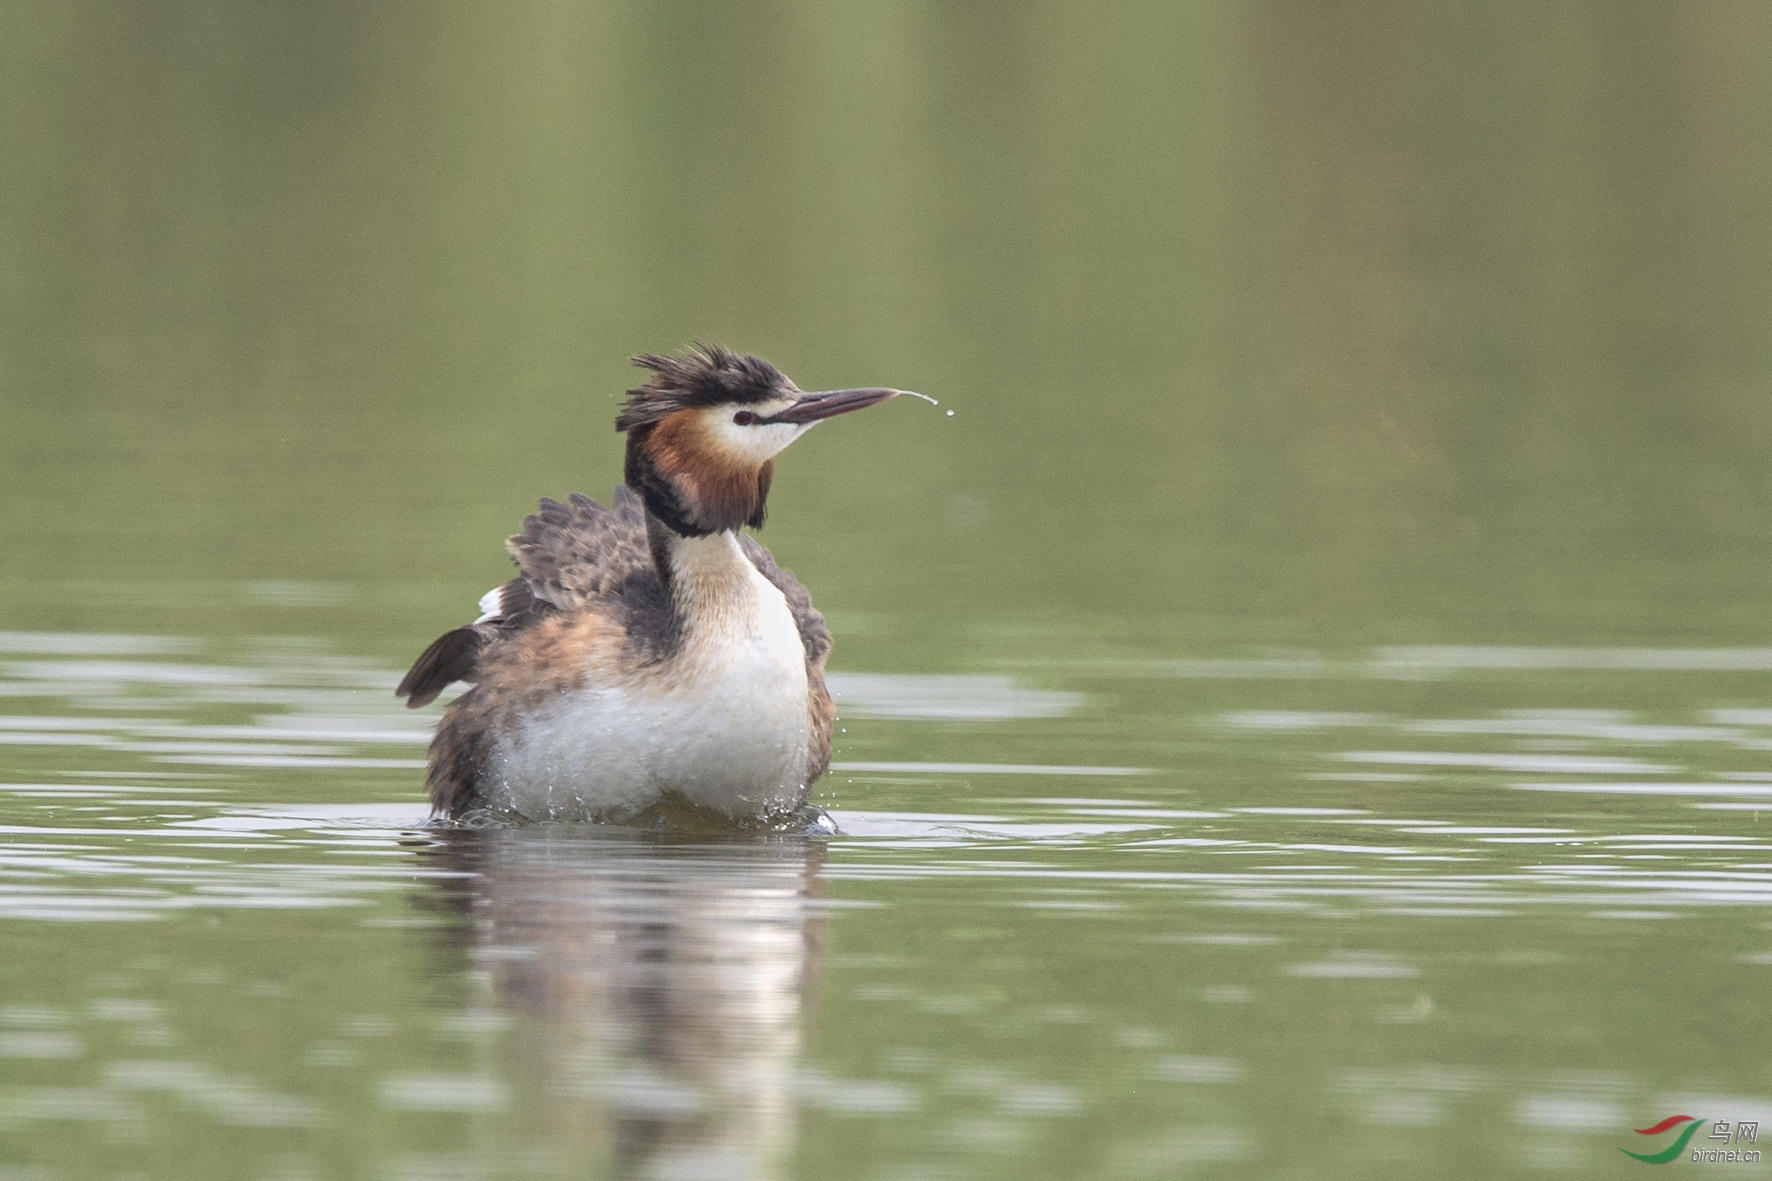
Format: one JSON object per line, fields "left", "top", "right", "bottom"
{"left": 733, "top": 410, "right": 757, "bottom": 426}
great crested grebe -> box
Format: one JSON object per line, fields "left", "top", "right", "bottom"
{"left": 396, "top": 345, "right": 913, "bottom": 824}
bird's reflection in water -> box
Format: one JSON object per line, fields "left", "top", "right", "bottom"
{"left": 418, "top": 826, "right": 828, "bottom": 1180}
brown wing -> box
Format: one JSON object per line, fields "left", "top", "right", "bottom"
{"left": 396, "top": 487, "right": 669, "bottom": 710}
{"left": 506, "top": 487, "right": 657, "bottom": 610}
{"left": 394, "top": 625, "right": 492, "bottom": 709}
{"left": 394, "top": 578, "right": 551, "bottom": 708}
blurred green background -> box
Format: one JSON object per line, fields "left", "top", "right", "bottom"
{"left": 5, "top": 1, "right": 1769, "bottom": 666}
{"left": 5, "top": 6, "right": 1772, "bottom": 1179}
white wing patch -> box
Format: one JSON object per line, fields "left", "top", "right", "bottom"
{"left": 474, "top": 586, "right": 503, "bottom": 624}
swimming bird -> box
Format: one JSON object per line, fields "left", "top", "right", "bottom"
{"left": 396, "top": 346, "right": 909, "bottom": 825}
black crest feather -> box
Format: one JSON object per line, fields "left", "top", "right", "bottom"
{"left": 616, "top": 344, "right": 795, "bottom": 432}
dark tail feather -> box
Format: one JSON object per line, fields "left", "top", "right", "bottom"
{"left": 396, "top": 627, "right": 486, "bottom": 708}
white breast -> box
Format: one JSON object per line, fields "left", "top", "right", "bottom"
{"left": 478, "top": 533, "right": 812, "bottom": 822}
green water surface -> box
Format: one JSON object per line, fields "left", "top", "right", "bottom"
{"left": 3, "top": 3, "right": 1772, "bottom": 1178}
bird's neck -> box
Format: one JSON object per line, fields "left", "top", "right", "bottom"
{"left": 646, "top": 511, "right": 759, "bottom": 631}
{"left": 625, "top": 429, "right": 772, "bottom": 537}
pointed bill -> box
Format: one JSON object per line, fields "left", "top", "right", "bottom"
{"left": 765, "top": 387, "right": 901, "bottom": 425}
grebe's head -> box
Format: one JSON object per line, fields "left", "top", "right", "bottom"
{"left": 617, "top": 345, "right": 900, "bottom": 536}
